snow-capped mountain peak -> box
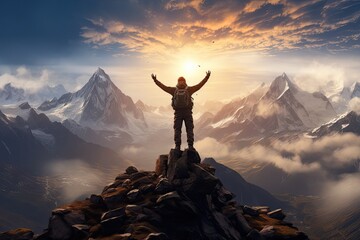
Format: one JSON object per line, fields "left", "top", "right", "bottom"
{"left": 38, "top": 68, "right": 146, "bottom": 132}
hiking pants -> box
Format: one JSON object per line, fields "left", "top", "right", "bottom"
{"left": 174, "top": 109, "right": 194, "bottom": 147}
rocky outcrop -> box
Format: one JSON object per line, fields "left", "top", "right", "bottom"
{"left": 0, "top": 149, "right": 308, "bottom": 240}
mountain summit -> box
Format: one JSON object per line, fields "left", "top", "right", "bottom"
{"left": 38, "top": 68, "right": 146, "bottom": 130}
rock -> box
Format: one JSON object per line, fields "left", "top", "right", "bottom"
{"left": 33, "top": 231, "right": 50, "bottom": 240}
{"left": 130, "top": 171, "right": 148, "bottom": 181}
{"left": 102, "top": 187, "right": 128, "bottom": 209}
{"left": 100, "top": 216, "right": 126, "bottom": 235}
{"left": 19, "top": 102, "right": 31, "bottom": 110}
{"left": 0, "top": 228, "right": 34, "bottom": 240}
{"left": 180, "top": 164, "right": 219, "bottom": 195}
{"left": 90, "top": 194, "right": 104, "bottom": 205}
{"left": 145, "top": 232, "right": 169, "bottom": 240}
{"left": 115, "top": 173, "right": 131, "bottom": 181}
{"left": 253, "top": 206, "right": 270, "bottom": 214}
{"left": 63, "top": 211, "right": 85, "bottom": 225}
{"left": 48, "top": 215, "right": 72, "bottom": 240}
{"left": 267, "top": 209, "right": 286, "bottom": 220}
{"left": 217, "top": 185, "right": 235, "bottom": 204}
{"left": 155, "top": 154, "right": 168, "bottom": 176}
{"left": 100, "top": 233, "right": 132, "bottom": 239}
{"left": 125, "top": 204, "right": 143, "bottom": 216}
{"left": 155, "top": 178, "right": 173, "bottom": 194}
{"left": 247, "top": 229, "right": 265, "bottom": 240}
{"left": 260, "top": 225, "right": 275, "bottom": 237}
{"left": 243, "top": 205, "right": 259, "bottom": 217}
{"left": 125, "top": 166, "right": 138, "bottom": 174}
{"left": 52, "top": 208, "right": 70, "bottom": 215}
{"left": 166, "top": 149, "right": 186, "bottom": 181}
{"left": 122, "top": 179, "right": 131, "bottom": 187}
{"left": 101, "top": 207, "right": 126, "bottom": 221}
{"left": 139, "top": 183, "right": 155, "bottom": 194}
{"left": 72, "top": 224, "right": 90, "bottom": 239}
{"left": 127, "top": 189, "right": 141, "bottom": 202}
{"left": 233, "top": 209, "right": 253, "bottom": 235}
{"left": 182, "top": 148, "right": 201, "bottom": 164}
{"left": 156, "top": 191, "right": 181, "bottom": 204}
{"left": 199, "top": 162, "right": 216, "bottom": 175}
{"left": 143, "top": 208, "right": 162, "bottom": 225}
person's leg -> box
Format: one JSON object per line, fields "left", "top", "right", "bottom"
{"left": 184, "top": 110, "right": 194, "bottom": 149}
{"left": 174, "top": 111, "right": 183, "bottom": 150}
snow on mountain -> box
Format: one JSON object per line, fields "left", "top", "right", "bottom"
{"left": 310, "top": 111, "right": 360, "bottom": 137}
{"left": 329, "top": 81, "right": 360, "bottom": 114}
{"left": 196, "top": 73, "right": 337, "bottom": 143}
{"left": 38, "top": 68, "right": 146, "bottom": 132}
{"left": 350, "top": 82, "right": 360, "bottom": 98}
{"left": 0, "top": 83, "right": 26, "bottom": 103}
{"left": 0, "top": 82, "right": 67, "bottom": 105}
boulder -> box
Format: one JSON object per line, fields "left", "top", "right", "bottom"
{"left": 267, "top": 209, "right": 286, "bottom": 220}
{"left": 125, "top": 166, "right": 138, "bottom": 175}
{"left": 182, "top": 148, "right": 201, "bottom": 164}
{"left": 48, "top": 215, "right": 72, "bottom": 240}
{"left": 127, "top": 189, "right": 141, "bottom": 202}
{"left": 145, "top": 232, "right": 169, "bottom": 240}
{"left": 156, "top": 191, "right": 181, "bottom": 204}
{"left": 63, "top": 211, "right": 86, "bottom": 225}
{"left": 243, "top": 206, "right": 259, "bottom": 217}
{"left": 0, "top": 228, "right": 34, "bottom": 240}
{"left": 155, "top": 178, "right": 173, "bottom": 194}
{"left": 101, "top": 207, "right": 126, "bottom": 221}
{"left": 155, "top": 154, "right": 168, "bottom": 176}
{"left": 100, "top": 216, "right": 126, "bottom": 235}
{"left": 260, "top": 225, "right": 275, "bottom": 238}
{"left": 90, "top": 194, "right": 104, "bottom": 205}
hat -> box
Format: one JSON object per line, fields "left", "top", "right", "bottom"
{"left": 178, "top": 76, "right": 186, "bottom": 83}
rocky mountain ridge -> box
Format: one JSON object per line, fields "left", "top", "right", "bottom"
{"left": 0, "top": 149, "right": 308, "bottom": 240}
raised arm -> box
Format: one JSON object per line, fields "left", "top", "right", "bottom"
{"left": 151, "top": 74, "right": 175, "bottom": 95}
{"left": 189, "top": 71, "right": 211, "bottom": 94}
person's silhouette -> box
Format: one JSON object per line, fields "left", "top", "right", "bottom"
{"left": 152, "top": 71, "right": 211, "bottom": 150}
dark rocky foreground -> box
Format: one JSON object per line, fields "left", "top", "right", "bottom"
{"left": 0, "top": 149, "right": 308, "bottom": 240}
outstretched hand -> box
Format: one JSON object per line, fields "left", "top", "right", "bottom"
{"left": 151, "top": 74, "right": 157, "bottom": 81}
{"left": 206, "top": 70, "right": 211, "bottom": 78}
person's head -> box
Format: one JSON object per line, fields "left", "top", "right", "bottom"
{"left": 177, "top": 76, "right": 187, "bottom": 88}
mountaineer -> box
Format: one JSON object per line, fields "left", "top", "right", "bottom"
{"left": 152, "top": 71, "right": 211, "bottom": 150}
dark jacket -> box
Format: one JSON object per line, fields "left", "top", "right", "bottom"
{"left": 154, "top": 75, "right": 210, "bottom": 97}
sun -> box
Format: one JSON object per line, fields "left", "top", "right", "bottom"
{"left": 182, "top": 60, "right": 198, "bottom": 76}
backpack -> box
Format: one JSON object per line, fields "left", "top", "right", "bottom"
{"left": 172, "top": 86, "right": 193, "bottom": 109}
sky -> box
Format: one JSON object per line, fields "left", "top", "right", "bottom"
{"left": 0, "top": 0, "right": 360, "bottom": 105}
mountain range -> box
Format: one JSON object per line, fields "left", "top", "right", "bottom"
{"left": 0, "top": 83, "right": 66, "bottom": 105}
{"left": 196, "top": 73, "right": 337, "bottom": 146}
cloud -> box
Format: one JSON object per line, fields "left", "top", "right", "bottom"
{"left": 196, "top": 133, "right": 360, "bottom": 174}
{"left": 322, "top": 174, "right": 360, "bottom": 212}
{"left": 255, "top": 101, "right": 281, "bottom": 118}
{"left": 46, "top": 159, "right": 106, "bottom": 201}
{"left": 80, "top": 0, "right": 360, "bottom": 58}
{"left": 349, "top": 97, "right": 360, "bottom": 114}
{"left": 0, "top": 67, "right": 52, "bottom": 93}
{"left": 293, "top": 62, "right": 345, "bottom": 96}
